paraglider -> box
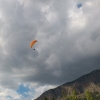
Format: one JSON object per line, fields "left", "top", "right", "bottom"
{"left": 30, "top": 40, "right": 38, "bottom": 50}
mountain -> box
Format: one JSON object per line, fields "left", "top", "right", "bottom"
{"left": 35, "top": 69, "right": 100, "bottom": 100}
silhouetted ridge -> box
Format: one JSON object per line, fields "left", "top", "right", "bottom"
{"left": 64, "top": 69, "right": 100, "bottom": 86}
{"left": 35, "top": 69, "right": 100, "bottom": 100}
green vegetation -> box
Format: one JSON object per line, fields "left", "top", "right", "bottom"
{"left": 44, "top": 90, "right": 100, "bottom": 100}
{"left": 61, "top": 90, "right": 100, "bottom": 100}
{"left": 44, "top": 96, "right": 49, "bottom": 100}
{"left": 85, "top": 90, "right": 93, "bottom": 100}
{"left": 62, "top": 90, "right": 78, "bottom": 100}
{"left": 52, "top": 96, "right": 55, "bottom": 100}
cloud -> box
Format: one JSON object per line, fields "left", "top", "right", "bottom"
{"left": 0, "top": 0, "right": 100, "bottom": 99}
{"left": 0, "top": 86, "right": 22, "bottom": 100}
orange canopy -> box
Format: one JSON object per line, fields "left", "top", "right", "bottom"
{"left": 30, "top": 40, "right": 38, "bottom": 48}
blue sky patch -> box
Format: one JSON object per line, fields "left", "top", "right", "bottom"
{"left": 17, "top": 85, "right": 30, "bottom": 97}
{"left": 6, "top": 96, "right": 12, "bottom": 99}
{"left": 77, "top": 3, "right": 82, "bottom": 8}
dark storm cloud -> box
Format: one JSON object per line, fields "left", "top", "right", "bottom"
{"left": 0, "top": 0, "right": 100, "bottom": 84}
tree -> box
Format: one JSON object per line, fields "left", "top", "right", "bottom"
{"left": 61, "top": 90, "right": 68, "bottom": 99}
{"left": 67, "top": 90, "right": 78, "bottom": 100}
{"left": 85, "top": 90, "right": 93, "bottom": 100}
{"left": 44, "top": 96, "right": 49, "bottom": 100}
{"left": 52, "top": 96, "right": 55, "bottom": 100}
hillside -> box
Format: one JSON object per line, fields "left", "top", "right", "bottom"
{"left": 35, "top": 69, "right": 100, "bottom": 100}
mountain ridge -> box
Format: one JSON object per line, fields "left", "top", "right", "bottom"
{"left": 35, "top": 69, "right": 100, "bottom": 100}
{"left": 63, "top": 69, "right": 100, "bottom": 85}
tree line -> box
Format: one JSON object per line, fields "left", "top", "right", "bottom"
{"left": 44, "top": 90, "right": 100, "bottom": 100}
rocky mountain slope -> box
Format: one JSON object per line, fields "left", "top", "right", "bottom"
{"left": 35, "top": 69, "right": 100, "bottom": 100}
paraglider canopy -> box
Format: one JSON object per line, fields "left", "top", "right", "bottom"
{"left": 30, "top": 40, "right": 38, "bottom": 48}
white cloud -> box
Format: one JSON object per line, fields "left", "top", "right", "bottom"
{"left": 68, "top": 9, "right": 86, "bottom": 31}
{"left": 0, "top": 86, "right": 22, "bottom": 100}
{"left": 30, "top": 84, "right": 56, "bottom": 100}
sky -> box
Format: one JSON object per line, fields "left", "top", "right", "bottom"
{"left": 0, "top": 0, "right": 100, "bottom": 100}
{"left": 77, "top": 3, "right": 82, "bottom": 8}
